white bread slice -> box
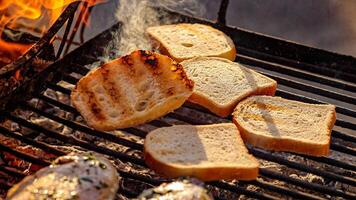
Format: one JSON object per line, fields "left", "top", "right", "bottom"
{"left": 181, "top": 57, "right": 277, "bottom": 117}
{"left": 146, "top": 23, "right": 236, "bottom": 62}
{"left": 144, "top": 123, "right": 259, "bottom": 181}
{"left": 71, "top": 50, "right": 194, "bottom": 131}
{"left": 232, "top": 96, "right": 336, "bottom": 157}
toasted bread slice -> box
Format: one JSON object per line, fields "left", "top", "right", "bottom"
{"left": 7, "top": 153, "right": 119, "bottom": 200}
{"left": 232, "top": 96, "right": 336, "bottom": 156}
{"left": 71, "top": 50, "right": 194, "bottom": 131}
{"left": 181, "top": 57, "right": 277, "bottom": 117}
{"left": 146, "top": 23, "right": 236, "bottom": 62}
{"left": 144, "top": 123, "right": 259, "bottom": 181}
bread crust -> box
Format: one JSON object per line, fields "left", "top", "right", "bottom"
{"left": 232, "top": 97, "right": 336, "bottom": 157}
{"left": 147, "top": 23, "right": 236, "bottom": 62}
{"left": 144, "top": 148, "right": 258, "bottom": 181}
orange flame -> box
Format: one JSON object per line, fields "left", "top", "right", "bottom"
{"left": 0, "top": 0, "right": 103, "bottom": 66}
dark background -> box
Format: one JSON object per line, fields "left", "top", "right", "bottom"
{"left": 84, "top": 0, "right": 356, "bottom": 57}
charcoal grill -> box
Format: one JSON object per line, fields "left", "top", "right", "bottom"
{"left": 1, "top": 0, "right": 356, "bottom": 199}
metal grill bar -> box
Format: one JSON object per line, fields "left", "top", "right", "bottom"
{"left": 330, "top": 130, "right": 356, "bottom": 144}
{"left": 250, "top": 148, "right": 356, "bottom": 186}
{"left": 56, "top": 4, "right": 76, "bottom": 59}
{"left": 0, "top": 181, "right": 11, "bottom": 190}
{"left": 3, "top": 113, "right": 145, "bottom": 166}
{"left": 276, "top": 89, "right": 356, "bottom": 117}
{"left": 0, "top": 165, "right": 26, "bottom": 178}
{"left": 259, "top": 169, "right": 355, "bottom": 199}
{"left": 217, "top": 0, "right": 229, "bottom": 25}
{"left": 248, "top": 180, "right": 323, "bottom": 200}
{"left": 237, "top": 47, "right": 356, "bottom": 92}
{"left": 21, "top": 104, "right": 143, "bottom": 151}
{"left": 244, "top": 62, "right": 356, "bottom": 104}
{"left": 0, "top": 126, "right": 66, "bottom": 156}
{"left": 237, "top": 47, "right": 356, "bottom": 84}
{"left": 0, "top": 143, "right": 49, "bottom": 166}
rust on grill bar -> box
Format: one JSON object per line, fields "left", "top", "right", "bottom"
{"left": 1, "top": 0, "right": 356, "bottom": 199}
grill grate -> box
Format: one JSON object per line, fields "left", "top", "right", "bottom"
{"left": 1, "top": 4, "right": 356, "bottom": 200}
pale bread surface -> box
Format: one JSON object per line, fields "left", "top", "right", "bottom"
{"left": 233, "top": 96, "right": 336, "bottom": 156}
{"left": 147, "top": 23, "right": 236, "bottom": 62}
{"left": 71, "top": 50, "right": 194, "bottom": 131}
{"left": 144, "top": 123, "right": 259, "bottom": 181}
{"left": 181, "top": 57, "right": 277, "bottom": 117}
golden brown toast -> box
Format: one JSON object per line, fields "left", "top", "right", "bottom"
{"left": 71, "top": 50, "right": 194, "bottom": 131}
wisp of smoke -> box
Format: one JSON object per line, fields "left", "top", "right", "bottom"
{"left": 101, "top": 0, "right": 206, "bottom": 59}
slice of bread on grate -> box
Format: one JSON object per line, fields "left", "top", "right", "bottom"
{"left": 146, "top": 23, "right": 236, "bottom": 62}
{"left": 180, "top": 57, "right": 277, "bottom": 117}
{"left": 232, "top": 96, "right": 336, "bottom": 156}
{"left": 71, "top": 50, "right": 194, "bottom": 131}
{"left": 144, "top": 123, "right": 259, "bottom": 181}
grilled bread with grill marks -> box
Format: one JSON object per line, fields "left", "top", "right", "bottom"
{"left": 7, "top": 153, "right": 119, "bottom": 200}
{"left": 147, "top": 23, "right": 236, "bottom": 62}
{"left": 232, "top": 96, "right": 336, "bottom": 156}
{"left": 144, "top": 123, "right": 259, "bottom": 181}
{"left": 181, "top": 57, "right": 277, "bottom": 117}
{"left": 71, "top": 50, "right": 194, "bottom": 131}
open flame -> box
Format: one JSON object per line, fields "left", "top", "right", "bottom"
{"left": 0, "top": 0, "right": 102, "bottom": 66}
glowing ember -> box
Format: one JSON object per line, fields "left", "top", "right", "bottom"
{"left": 0, "top": 0, "right": 103, "bottom": 66}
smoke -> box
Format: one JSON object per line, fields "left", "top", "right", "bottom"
{"left": 101, "top": 0, "right": 206, "bottom": 59}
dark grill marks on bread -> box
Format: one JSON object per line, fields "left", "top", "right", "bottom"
{"left": 81, "top": 84, "right": 106, "bottom": 121}
{"left": 122, "top": 54, "right": 134, "bottom": 66}
{"left": 139, "top": 50, "right": 159, "bottom": 69}
{"left": 98, "top": 64, "right": 133, "bottom": 118}
{"left": 171, "top": 62, "right": 195, "bottom": 90}
{"left": 71, "top": 50, "right": 194, "bottom": 131}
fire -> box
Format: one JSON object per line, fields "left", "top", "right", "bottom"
{"left": 0, "top": 0, "right": 103, "bottom": 66}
